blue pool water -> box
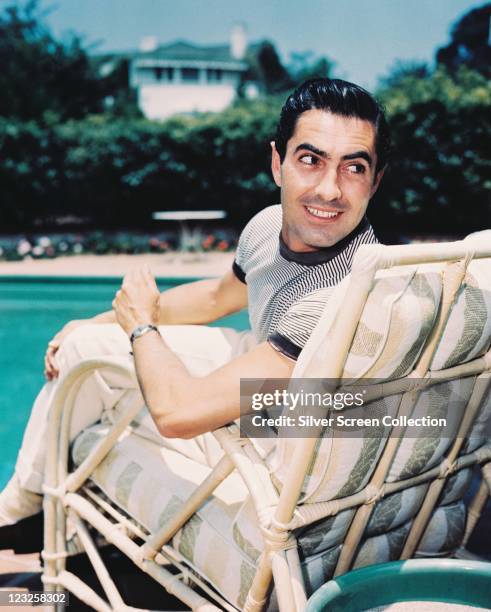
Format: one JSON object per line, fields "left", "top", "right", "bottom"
{"left": 0, "top": 276, "right": 250, "bottom": 489}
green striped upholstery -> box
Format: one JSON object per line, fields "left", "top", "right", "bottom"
{"left": 72, "top": 424, "right": 471, "bottom": 608}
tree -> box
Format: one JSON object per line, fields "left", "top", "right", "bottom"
{"left": 370, "top": 101, "right": 491, "bottom": 236}
{"left": 241, "top": 42, "right": 336, "bottom": 95}
{"left": 242, "top": 41, "right": 292, "bottom": 95}
{"left": 0, "top": 1, "right": 129, "bottom": 121}
{"left": 0, "top": 98, "right": 282, "bottom": 230}
{"left": 288, "top": 51, "right": 335, "bottom": 86}
{"left": 374, "top": 53, "right": 491, "bottom": 238}
{"left": 376, "top": 64, "right": 491, "bottom": 116}
{"left": 378, "top": 60, "right": 430, "bottom": 89}
{"left": 436, "top": 3, "right": 491, "bottom": 78}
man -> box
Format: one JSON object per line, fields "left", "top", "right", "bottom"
{"left": 0, "top": 78, "right": 389, "bottom": 550}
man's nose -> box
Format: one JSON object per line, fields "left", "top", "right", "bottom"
{"left": 315, "top": 169, "right": 342, "bottom": 202}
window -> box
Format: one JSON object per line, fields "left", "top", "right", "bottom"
{"left": 136, "top": 68, "right": 156, "bottom": 84}
{"left": 181, "top": 67, "right": 200, "bottom": 82}
{"left": 207, "top": 68, "right": 222, "bottom": 82}
{"left": 154, "top": 67, "right": 174, "bottom": 82}
{"left": 222, "top": 70, "right": 238, "bottom": 81}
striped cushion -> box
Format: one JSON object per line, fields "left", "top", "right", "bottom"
{"left": 268, "top": 255, "right": 490, "bottom": 504}
{"left": 343, "top": 266, "right": 442, "bottom": 380}
{"left": 294, "top": 264, "right": 442, "bottom": 382}
{"left": 418, "top": 501, "right": 467, "bottom": 556}
{"left": 463, "top": 392, "right": 491, "bottom": 453}
{"left": 270, "top": 265, "right": 442, "bottom": 503}
{"left": 72, "top": 424, "right": 257, "bottom": 610}
{"left": 386, "top": 378, "right": 475, "bottom": 482}
{"left": 269, "top": 374, "right": 475, "bottom": 505}
{"left": 301, "top": 501, "right": 465, "bottom": 595}
{"left": 72, "top": 422, "right": 470, "bottom": 609}
{"left": 431, "top": 259, "right": 491, "bottom": 371}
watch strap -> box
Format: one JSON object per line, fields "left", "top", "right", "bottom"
{"left": 129, "top": 324, "right": 159, "bottom": 344}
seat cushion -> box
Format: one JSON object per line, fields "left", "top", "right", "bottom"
{"left": 72, "top": 424, "right": 471, "bottom": 608}
{"left": 343, "top": 266, "right": 442, "bottom": 380}
{"left": 430, "top": 259, "right": 491, "bottom": 371}
{"left": 72, "top": 424, "right": 258, "bottom": 609}
{"left": 294, "top": 264, "right": 442, "bottom": 383}
{"left": 271, "top": 265, "right": 443, "bottom": 502}
{"left": 417, "top": 501, "right": 467, "bottom": 555}
{"left": 273, "top": 255, "right": 490, "bottom": 503}
{"left": 301, "top": 500, "right": 466, "bottom": 596}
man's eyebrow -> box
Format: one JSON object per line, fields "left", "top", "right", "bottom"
{"left": 293, "top": 144, "right": 373, "bottom": 167}
{"left": 293, "top": 143, "right": 327, "bottom": 158}
{"left": 342, "top": 151, "right": 373, "bottom": 167}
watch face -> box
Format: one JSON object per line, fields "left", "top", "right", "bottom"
{"left": 130, "top": 324, "right": 158, "bottom": 343}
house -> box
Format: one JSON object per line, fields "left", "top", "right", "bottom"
{"left": 123, "top": 25, "right": 256, "bottom": 120}
{"left": 96, "top": 26, "right": 292, "bottom": 120}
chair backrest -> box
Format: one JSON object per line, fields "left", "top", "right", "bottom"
{"left": 262, "top": 233, "right": 491, "bottom": 577}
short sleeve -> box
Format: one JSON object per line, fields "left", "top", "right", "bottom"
{"left": 232, "top": 260, "right": 246, "bottom": 283}
{"left": 268, "top": 287, "right": 335, "bottom": 360}
{"left": 231, "top": 212, "right": 260, "bottom": 284}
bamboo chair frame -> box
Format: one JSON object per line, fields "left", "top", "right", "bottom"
{"left": 42, "top": 239, "right": 491, "bottom": 611}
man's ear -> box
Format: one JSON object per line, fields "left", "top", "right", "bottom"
{"left": 270, "top": 141, "right": 282, "bottom": 188}
{"left": 370, "top": 166, "right": 386, "bottom": 198}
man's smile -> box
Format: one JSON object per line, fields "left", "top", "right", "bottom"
{"left": 304, "top": 205, "right": 344, "bottom": 222}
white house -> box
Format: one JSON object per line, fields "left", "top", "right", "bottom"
{"left": 127, "top": 25, "right": 254, "bottom": 120}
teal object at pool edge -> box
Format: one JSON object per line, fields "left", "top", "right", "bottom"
{"left": 306, "top": 559, "right": 491, "bottom": 611}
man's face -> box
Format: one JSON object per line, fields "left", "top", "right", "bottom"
{"left": 271, "top": 109, "right": 384, "bottom": 251}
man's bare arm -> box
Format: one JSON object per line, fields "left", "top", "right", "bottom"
{"left": 45, "top": 263, "right": 247, "bottom": 379}
{"left": 157, "top": 270, "right": 248, "bottom": 324}
{"left": 63, "top": 268, "right": 246, "bottom": 326}
{"left": 112, "top": 267, "right": 292, "bottom": 438}
{"left": 131, "top": 335, "right": 293, "bottom": 439}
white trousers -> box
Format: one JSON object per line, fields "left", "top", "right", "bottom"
{"left": 15, "top": 323, "right": 256, "bottom": 494}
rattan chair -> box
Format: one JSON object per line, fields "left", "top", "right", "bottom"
{"left": 42, "top": 234, "right": 491, "bottom": 611}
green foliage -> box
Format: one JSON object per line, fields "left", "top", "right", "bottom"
{"left": 242, "top": 45, "right": 336, "bottom": 95}
{"left": 378, "top": 61, "right": 430, "bottom": 89}
{"left": 0, "top": 98, "right": 282, "bottom": 230}
{"left": 370, "top": 101, "right": 491, "bottom": 235}
{"left": 93, "top": 57, "right": 142, "bottom": 119}
{"left": 0, "top": 1, "right": 138, "bottom": 121}
{"left": 243, "top": 41, "right": 292, "bottom": 94}
{"left": 377, "top": 64, "right": 491, "bottom": 116}
{"left": 436, "top": 3, "right": 491, "bottom": 78}
{"left": 372, "top": 59, "right": 491, "bottom": 236}
{"left": 288, "top": 51, "right": 336, "bottom": 86}
{"left": 0, "top": 1, "right": 489, "bottom": 237}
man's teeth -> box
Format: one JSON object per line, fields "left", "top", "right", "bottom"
{"left": 306, "top": 207, "right": 339, "bottom": 219}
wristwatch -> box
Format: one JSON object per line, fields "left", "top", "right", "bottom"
{"left": 129, "top": 324, "right": 159, "bottom": 344}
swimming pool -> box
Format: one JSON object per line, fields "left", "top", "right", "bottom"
{"left": 0, "top": 276, "right": 250, "bottom": 488}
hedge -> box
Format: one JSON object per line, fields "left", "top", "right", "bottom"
{"left": 0, "top": 94, "right": 489, "bottom": 236}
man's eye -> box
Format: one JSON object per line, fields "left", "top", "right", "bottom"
{"left": 347, "top": 164, "right": 366, "bottom": 174}
{"left": 299, "top": 155, "right": 318, "bottom": 165}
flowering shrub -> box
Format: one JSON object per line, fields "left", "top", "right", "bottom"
{"left": 201, "top": 234, "right": 215, "bottom": 251}
{"left": 0, "top": 229, "right": 237, "bottom": 261}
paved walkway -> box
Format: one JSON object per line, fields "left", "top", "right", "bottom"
{"left": 0, "top": 551, "right": 44, "bottom": 612}
{"left": 0, "top": 550, "right": 41, "bottom": 575}
{"left": 0, "top": 548, "right": 187, "bottom": 610}
{"left": 0, "top": 252, "right": 235, "bottom": 278}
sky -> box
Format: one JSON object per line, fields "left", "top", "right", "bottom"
{"left": 40, "top": 0, "right": 483, "bottom": 90}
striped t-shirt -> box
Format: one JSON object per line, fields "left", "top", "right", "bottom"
{"left": 232, "top": 204, "right": 378, "bottom": 360}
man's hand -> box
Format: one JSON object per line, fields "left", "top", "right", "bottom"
{"left": 113, "top": 266, "right": 161, "bottom": 336}
{"left": 44, "top": 319, "right": 89, "bottom": 380}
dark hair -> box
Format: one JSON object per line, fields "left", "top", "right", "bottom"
{"left": 275, "top": 78, "right": 391, "bottom": 174}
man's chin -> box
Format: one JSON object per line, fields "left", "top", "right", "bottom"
{"left": 300, "top": 217, "right": 364, "bottom": 249}
{"left": 300, "top": 231, "right": 342, "bottom": 250}
{"left": 284, "top": 222, "right": 351, "bottom": 251}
